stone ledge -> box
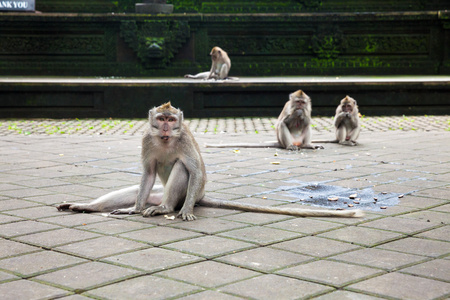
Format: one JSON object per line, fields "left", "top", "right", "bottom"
{"left": 0, "top": 76, "right": 449, "bottom": 118}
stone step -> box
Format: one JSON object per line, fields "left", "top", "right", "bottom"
{"left": 0, "top": 76, "right": 448, "bottom": 118}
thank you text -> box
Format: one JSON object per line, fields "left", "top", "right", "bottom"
{"left": 0, "top": 0, "right": 35, "bottom": 11}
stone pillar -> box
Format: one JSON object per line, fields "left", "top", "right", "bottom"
{"left": 135, "top": 0, "right": 173, "bottom": 14}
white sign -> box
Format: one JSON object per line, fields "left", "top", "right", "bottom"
{"left": 0, "top": 0, "right": 35, "bottom": 11}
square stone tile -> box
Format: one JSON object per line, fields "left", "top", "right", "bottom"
{"left": 331, "top": 248, "right": 426, "bottom": 271}
{"left": 125, "top": 213, "right": 185, "bottom": 226}
{"left": 104, "top": 248, "right": 203, "bottom": 272}
{"left": 0, "top": 188, "right": 52, "bottom": 199}
{"left": 164, "top": 236, "right": 254, "bottom": 258}
{"left": 413, "top": 188, "right": 449, "bottom": 200}
{"left": 219, "top": 185, "right": 274, "bottom": 197}
{"left": 222, "top": 212, "right": 292, "bottom": 225}
{"left": 377, "top": 237, "right": 450, "bottom": 257}
{"left": 55, "top": 236, "right": 148, "bottom": 259}
{"left": 35, "top": 262, "right": 140, "bottom": 290}
{"left": 6, "top": 205, "right": 64, "bottom": 219}
{"left": 220, "top": 274, "right": 333, "bottom": 299}
{"left": 416, "top": 226, "right": 449, "bottom": 242}
{"left": 0, "top": 214, "right": 23, "bottom": 224}
{"left": 217, "top": 247, "right": 313, "bottom": 272}
{"left": 219, "top": 226, "right": 302, "bottom": 245}
{"left": 360, "top": 217, "right": 440, "bottom": 234}
{"left": 398, "top": 196, "right": 445, "bottom": 208}
{"left": 0, "top": 220, "right": 59, "bottom": 238}
{"left": 277, "top": 260, "right": 383, "bottom": 287}
{"left": 177, "top": 290, "right": 244, "bottom": 300}
{"left": 119, "top": 227, "right": 202, "bottom": 246}
{"left": 318, "top": 226, "right": 403, "bottom": 247}
{"left": 25, "top": 194, "right": 88, "bottom": 206}
{"left": 169, "top": 218, "right": 248, "bottom": 234}
{"left": 14, "top": 228, "right": 100, "bottom": 248}
{"left": 272, "top": 236, "right": 361, "bottom": 257}
{"left": 0, "top": 270, "right": 19, "bottom": 282}
{"left": 0, "top": 199, "right": 40, "bottom": 211}
{"left": 0, "top": 239, "right": 40, "bottom": 258}
{"left": 313, "top": 291, "right": 384, "bottom": 300}
{"left": 158, "top": 261, "right": 259, "bottom": 288}
{"left": 191, "top": 206, "right": 238, "bottom": 218}
{"left": 399, "top": 210, "right": 449, "bottom": 224}
{"left": 87, "top": 275, "right": 199, "bottom": 300}
{"left": 348, "top": 272, "right": 450, "bottom": 300}
{"left": 0, "top": 250, "right": 86, "bottom": 276}
{"left": 431, "top": 203, "right": 450, "bottom": 213}
{"left": 401, "top": 259, "right": 450, "bottom": 281}
{"left": 42, "top": 213, "right": 110, "bottom": 227}
{"left": 0, "top": 280, "right": 68, "bottom": 299}
{"left": 266, "top": 217, "right": 344, "bottom": 234}
{"left": 78, "top": 219, "right": 154, "bottom": 234}
{"left": 367, "top": 205, "right": 419, "bottom": 216}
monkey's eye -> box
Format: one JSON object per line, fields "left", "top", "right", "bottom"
{"left": 157, "top": 117, "right": 165, "bottom": 122}
{"left": 168, "top": 118, "right": 177, "bottom": 122}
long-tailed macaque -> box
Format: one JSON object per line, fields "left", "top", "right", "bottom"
{"left": 184, "top": 46, "right": 238, "bottom": 80}
{"left": 313, "top": 96, "right": 361, "bottom": 146}
{"left": 205, "top": 90, "right": 323, "bottom": 150}
{"left": 57, "top": 102, "right": 362, "bottom": 220}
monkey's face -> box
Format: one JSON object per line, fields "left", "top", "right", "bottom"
{"left": 210, "top": 51, "right": 219, "bottom": 60}
{"left": 152, "top": 113, "right": 180, "bottom": 142}
{"left": 293, "top": 99, "right": 307, "bottom": 111}
{"left": 210, "top": 47, "right": 221, "bottom": 60}
{"left": 341, "top": 103, "right": 353, "bottom": 113}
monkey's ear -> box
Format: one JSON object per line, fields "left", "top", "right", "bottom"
{"left": 178, "top": 111, "right": 184, "bottom": 123}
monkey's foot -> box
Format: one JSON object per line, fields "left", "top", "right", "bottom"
{"left": 287, "top": 145, "right": 299, "bottom": 151}
{"left": 177, "top": 209, "right": 197, "bottom": 221}
{"left": 340, "top": 141, "right": 357, "bottom": 146}
{"left": 313, "top": 144, "right": 325, "bottom": 149}
{"left": 142, "top": 205, "right": 172, "bottom": 217}
{"left": 57, "top": 203, "right": 71, "bottom": 211}
{"left": 56, "top": 203, "right": 89, "bottom": 212}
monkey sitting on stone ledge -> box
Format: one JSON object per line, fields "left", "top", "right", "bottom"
{"left": 184, "top": 46, "right": 239, "bottom": 81}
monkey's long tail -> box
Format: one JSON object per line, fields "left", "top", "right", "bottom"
{"left": 205, "top": 142, "right": 280, "bottom": 148}
{"left": 199, "top": 197, "right": 364, "bottom": 218}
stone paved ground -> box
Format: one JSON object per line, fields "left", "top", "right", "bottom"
{"left": 0, "top": 117, "right": 448, "bottom": 299}
{"left": 0, "top": 115, "right": 448, "bottom": 136}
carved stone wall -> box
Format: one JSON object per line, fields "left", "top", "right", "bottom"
{"left": 0, "top": 11, "right": 448, "bottom": 76}
{"left": 35, "top": 0, "right": 449, "bottom": 13}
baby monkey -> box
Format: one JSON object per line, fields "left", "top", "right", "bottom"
{"left": 57, "top": 102, "right": 363, "bottom": 220}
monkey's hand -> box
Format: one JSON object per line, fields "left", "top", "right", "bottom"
{"left": 110, "top": 207, "right": 139, "bottom": 215}
{"left": 177, "top": 209, "right": 197, "bottom": 221}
